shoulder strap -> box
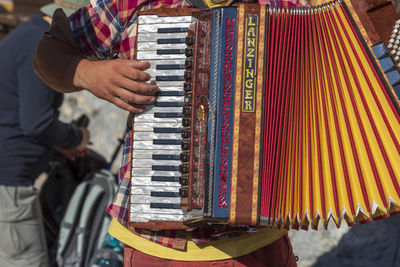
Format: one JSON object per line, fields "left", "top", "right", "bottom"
{"left": 57, "top": 182, "right": 90, "bottom": 266}
{"left": 186, "top": 0, "right": 208, "bottom": 9}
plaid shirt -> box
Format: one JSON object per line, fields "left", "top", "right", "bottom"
{"left": 70, "top": 0, "right": 308, "bottom": 250}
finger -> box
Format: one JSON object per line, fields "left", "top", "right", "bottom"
{"left": 128, "top": 60, "right": 151, "bottom": 71}
{"left": 122, "top": 66, "right": 152, "bottom": 82}
{"left": 65, "top": 154, "right": 76, "bottom": 161}
{"left": 111, "top": 96, "right": 145, "bottom": 113}
{"left": 117, "top": 88, "right": 156, "bottom": 105}
{"left": 117, "top": 78, "right": 159, "bottom": 96}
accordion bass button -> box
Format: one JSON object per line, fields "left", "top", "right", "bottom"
{"left": 180, "top": 152, "right": 189, "bottom": 162}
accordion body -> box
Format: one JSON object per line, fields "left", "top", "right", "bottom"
{"left": 129, "top": 0, "right": 400, "bottom": 230}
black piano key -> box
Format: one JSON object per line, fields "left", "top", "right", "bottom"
{"left": 371, "top": 42, "right": 389, "bottom": 60}
{"left": 151, "top": 191, "right": 180, "bottom": 197}
{"left": 158, "top": 27, "right": 188, "bottom": 33}
{"left": 156, "top": 64, "right": 185, "bottom": 70}
{"left": 153, "top": 139, "right": 181, "bottom": 145}
{"left": 155, "top": 102, "right": 184, "bottom": 107}
{"left": 386, "top": 69, "right": 400, "bottom": 86}
{"left": 154, "top": 128, "right": 182, "bottom": 133}
{"left": 154, "top": 112, "right": 183, "bottom": 118}
{"left": 157, "top": 38, "right": 186, "bottom": 44}
{"left": 157, "top": 49, "right": 185, "bottom": 55}
{"left": 152, "top": 165, "right": 180, "bottom": 171}
{"left": 150, "top": 203, "right": 181, "bottom": 209}
{"left": 379, "top": 57, "right": 395, "bottom": 73}
{"left": 156, "top": 75, "right": 184, "bottom": 81}
{"left": 152, "top": 176, "right": 180, "bottom": 182}
{"left": 152, "top": 154, "right": 181, "bottom": 160}
{"left": 157, "top": 91, "right": 185, "bottom": 96}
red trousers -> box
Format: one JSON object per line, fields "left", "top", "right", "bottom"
{"left": 124, "top": 234, "right": 297, "bottom": 267}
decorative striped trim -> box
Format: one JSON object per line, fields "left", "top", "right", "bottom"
{"left": 252, "top": 6, "right": 265, "bottom": 225}
{"left": 230, "top": 4, "right": 245, "bottom": 225}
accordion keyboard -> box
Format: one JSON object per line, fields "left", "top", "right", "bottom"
{"left": 130, "top": 14, "right": 193, "bottom": 222}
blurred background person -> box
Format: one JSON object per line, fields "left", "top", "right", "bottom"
{"left": 0, "top": 0, "right": 89, "bottom": 266}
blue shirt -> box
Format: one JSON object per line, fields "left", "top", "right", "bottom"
{"left": 0, "top": 14, "right": 82, "bottom": 186}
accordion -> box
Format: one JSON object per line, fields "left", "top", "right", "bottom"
{"left": 129, "top": 0, "right": 400, "bottom": 230}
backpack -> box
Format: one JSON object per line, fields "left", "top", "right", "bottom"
{"left": 56, "top": 169, "right": 123, "bottom": 267}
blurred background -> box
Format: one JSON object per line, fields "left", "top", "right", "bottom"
{"left": 1, "top": 0, "right": 400, "bottom": 266}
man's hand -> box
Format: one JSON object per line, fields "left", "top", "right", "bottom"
{"left": 54, "top": 127, "right": 90, "bottom": 161}
{"left": 54, "top": 146, "right": 88, "bottom": 161}
{"left": 76, "top": 127, "right": 90, "bottom": 151}
{"left": 73, "top": 59, "right": 159, "bottom": 113}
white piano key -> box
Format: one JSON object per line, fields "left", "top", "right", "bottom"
{"left": 132, "top": 159, "right": 181, "bottom": 167}
{"left": 133, "top": 141, "right": 181, "bottom": 150}
{"left": 138, "top": 23, "right": 191, "bottom": 33}
{"left": 156, "top": 96, "right": 185, "bottom": 102}
{"left": 141, "top": 106, "right": 183, "bottom": 113}
{"left": 131, "top": 168, "right": 180, "bottom": 177}
{"left": 130, "top": 212, "right": 186, "bottom": 222}
{"left": 137, "top": 51, "right": 186, "bottom": 60}
{"left": 131, "top": 186, "right": 180, "bottom": 195}
{"left": 155, "top": 81, "right": 185, "bottom": 88}
{"left": 133, "top": 122, "right": 182, "bottom": 131}
{"left": 134, "top": 114, "right": 182, "bottom": 123}
{"left": 146, "top": 59, "right": 186, "bottom": 68}
{"left": 138, "top": 32, "right": 188, "bottom": 42}
{"left": 132, "top": 149, "right": 181, "bottom": 159}
{"left": 134, "top": 132, "right": 181, "bottom": 140}
{"left": 158, "top": 86, "right": 184, "bottom": 92}
{"left": 138, "top": 42, "right": 187, "bottom": 50}
{"left": 138, "top": 15, "right": 193, "bottom": 24}
{"left": 145, "top": 69, "right": 185, "bottom": 77}
{"left": 132, "top": 176, "right": 180, "bottom": 186}
{"left": 131, "top": 195, "right": 181, "bottom": 204}
{"left": 131, "top": 204, "right": 184, "bottom": 215}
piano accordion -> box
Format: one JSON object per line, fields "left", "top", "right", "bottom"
{"left": 129, "top": 0, "right": 400, "bottom": 230}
